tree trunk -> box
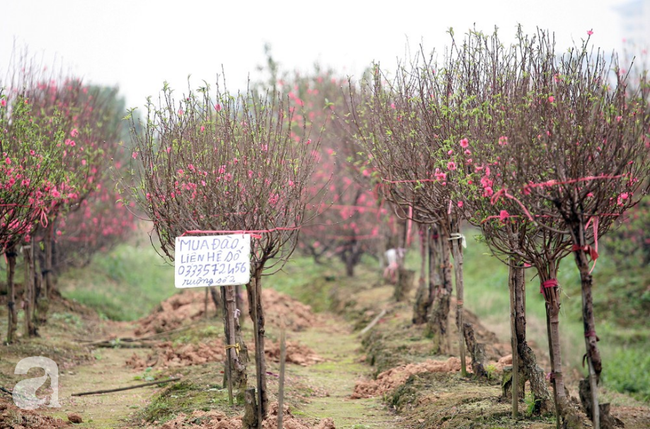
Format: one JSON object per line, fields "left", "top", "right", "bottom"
{"left": 427, "top": 229, "right": 452, "bottom": 354}
{"left": 344, "top": 251, "right": 355, "bottom": 277}
{"left": 342, "top": 239, "right": 360, "bottom": 277}
{"left": 412, "top": 225, "right": 429, "bottom": 323}
{"left": 539, "top": 265, "right": 580, "bottom": 428}
{"left": 579, "top": 379, "right": 622, "bottom": 429}
{"left": 242, "top": 388, "right": 258, "bottom": 429}
{"left": 34, "top": 252, "right": 47, "bottom": 325}
{"left": 462, "top": 322, "right": 487, "bottom": 378}
{"left": 6, "top": 246, "right": 18, "bottom": 344}
{"left": 204, "top": 288, "right": 209, "bottom": 320}
{"left": 508, "top": 260, "right": 520, "bottom": 417}
{"left": 23, "top": 243, "right": 37, "bottom": 337}
{"left": 573, "top": 245, "right": 602, "bottom": 429}
{"left": 451, "top": 236, "right": 467, "bottom": 377}
{"left": 37, "top": 219, "right": 56, "bottom": 324}
{"left": 413, "top": 225, "right": 442, "bottom": 325}
{"left": 222, "top": 285, "right": 247, "bottom": 404}
{"left": 393, "top": 267, "right": 415, "bottom": 302}
{"left": 44, "top": 219, "right": 55, "bottom": 298}
{"left": 209, "top": 286, "right": 222, "bottom": 318}
{"left": 246, "top": 271, "right": 268, "bottom": 425}
{"left": 235, "top": 285, "right": 244, "bottom": 315}
{"left": 512, "top": 261, "right": 551, "bottom": 414}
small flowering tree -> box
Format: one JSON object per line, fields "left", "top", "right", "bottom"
{"left": 498, "top": 34, "right": 649, "bottom": 426}
{"left": 451, "top": 27, "right": 649, "bottom": 427}
{"left": 2, "top": 53, "right": 131, "bottom": 339}
{"left": 21, "top": 78, "right": 107, "bottom": 304}
{"left": 1, "top": 88, "right": 61, "bottom": 342}
{"left": 347, "top": 60, "right": 468, "bottom": 373}
{"left": 443, "top": 29, "right": 567, "bottom": 417}
{"left": 126, "top": 79, "right": 320, "bottom": 425}
{"left": 347, "top": 28, "right": 572, "bottom": 420}
{"left": 50, "top": 88, "right": 134, "bottom": 273}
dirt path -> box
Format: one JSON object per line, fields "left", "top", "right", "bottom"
{"left": 289, "top": 318, "right": 402, "bottom": 429}
{"left": 32, "top": 310, "right": 402, "bottom": 428}
{"left": 45, "top": 346, "right": 161, "bottom": 428}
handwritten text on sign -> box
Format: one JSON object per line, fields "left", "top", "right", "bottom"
{"left": 174, "top": 234, "right": 251, "bottom": 288}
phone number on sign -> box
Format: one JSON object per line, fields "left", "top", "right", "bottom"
{"left": 176, "top": 262, "right": 248, "bottom": 278}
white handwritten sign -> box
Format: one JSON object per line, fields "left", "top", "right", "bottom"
{"left": 174, "top": 234, "right": 251, "bottom": 288}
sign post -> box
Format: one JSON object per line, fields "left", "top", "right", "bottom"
{"left": 174, "top": 234, "right": 251, "bottom": 406}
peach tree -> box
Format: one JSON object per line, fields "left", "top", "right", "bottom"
{"left": 126, "top": 78, "right": 320, "bottom": 424}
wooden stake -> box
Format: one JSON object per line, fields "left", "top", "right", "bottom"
{"left": 243, "top": 388, "right": 258, "bottom": 429}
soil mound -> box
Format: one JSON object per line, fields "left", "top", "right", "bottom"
{"left": 261, "top": 289, "right": 321, "bottom": 332}
{"left": 0, "top": 397, "right": 68, "bottom": 429}
{"left": 265, "top": 340, "right": 325, "bottom": 367}
{"left": 126, "top": 339, "right": 226, "bottom": 370}
{"left": 351, "top": 357, "right": 462, "bottom": 399}
{"left": 135, "top": 290, "right": 206, "bottom": 336}
{"left": 134, "top": 288, "right": 320, "bottom": 337}
{"left": 126, "top": 338, "right": 323, "bottom": 370}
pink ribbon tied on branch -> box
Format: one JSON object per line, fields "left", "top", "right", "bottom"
{"left": 490, "top": 188, "right": 535, "bottom": 222}
{"left": 571, "top": 216, "right": 599, "bottom": 274}
{"left": 540, "top": 278, "right": 558, "bottom": 294}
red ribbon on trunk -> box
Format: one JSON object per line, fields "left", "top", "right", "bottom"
{"left": 540, "top": 278, "right": 558, "bottom": 294}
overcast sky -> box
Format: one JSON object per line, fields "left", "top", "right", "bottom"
{"left": 0, "top": 0, "right": 631, "bottom": 109}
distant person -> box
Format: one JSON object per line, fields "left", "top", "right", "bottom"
{"left": 383, "top": 248, "right": 405, "bottom": 284}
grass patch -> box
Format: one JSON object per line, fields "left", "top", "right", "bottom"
{"left": 602, "top": 346, "right": 650, "bottom": 403}
{"left": 138, "top": 379, "right": 232, "bottom": 424}
{"left": 59, "top": 241, "right": 175, "bottom": 321}
{"left": 263, "top": 256, "right": 336, "bottom": 312}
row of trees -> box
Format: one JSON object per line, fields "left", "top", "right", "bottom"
{"left": 124, "top": 60, "right": 414, "bottom": 427}
{"left": 345, "top": 28, "right": 649, "bottom": 428}
{"left": 1, "top": 55, "right": 135, "bottom": 342}
{"left": 4, "top": 28, "right": 648, "bottom": 429}
{"left": 124, "top": 28, "right": 648, "bottom": 429}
